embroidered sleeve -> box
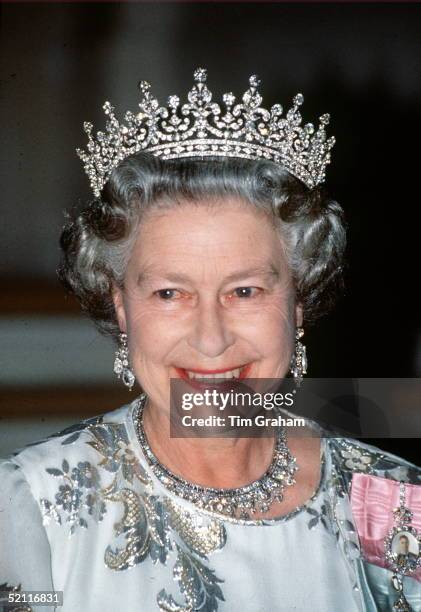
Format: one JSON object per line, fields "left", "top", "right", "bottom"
{"left": 0, "top": 459, "right": 54, "bottom": 608}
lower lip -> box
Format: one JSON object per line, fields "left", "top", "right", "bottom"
{"left": 173, "top": 363, "right": 253, "bottom": 391}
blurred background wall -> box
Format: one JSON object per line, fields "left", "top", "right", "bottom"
{"left": 1, "top": 2, "right": 420, "bottom": 460}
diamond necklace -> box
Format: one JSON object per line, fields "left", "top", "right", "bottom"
{"left": 133, "top": 394, "right": 298, "bottom": 521}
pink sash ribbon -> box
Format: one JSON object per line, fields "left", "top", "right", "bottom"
{"left": 350, "top": 473, "right": 421, "bottom": 581}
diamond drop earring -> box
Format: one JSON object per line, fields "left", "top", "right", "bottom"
{"left": 290, "top": 327, "right": 308, "bottom": 386}
{"left": 114, "top": 332, "right": 135, "bottom": 390}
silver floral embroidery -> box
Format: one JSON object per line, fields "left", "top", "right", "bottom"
{"left": 299, "top": 439, "right": 360, "bottom": 598}
{"left": 340, "top": 447, "right": 374, "bottom": 472}
{"left": 39, "top": 418, "right": 226, "bottom": 611}
{"left": 304, "top": 439, "right": 362, "bottom": 597}
{"left": 333, "top": 438, "right": 412, "bottom": 478}
{"left": 306, "top": 500, "right": 336, "bottom": 533}
{"left": 157, "top": 543, "right": 225, "bottom": 612}
{"left": 164, "top": 498, "right": 227, "bottom": 558}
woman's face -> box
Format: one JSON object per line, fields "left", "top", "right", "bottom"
{"left": 113, "top": 198, "right": 302, "bottom": 411}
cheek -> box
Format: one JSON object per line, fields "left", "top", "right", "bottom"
{"left": 124, "top": 304, "right": 186, "bottom": 364}
{"left": 262, "top": 305, "right": 296, "bottom": 375}
{"left": 258, "top": 316, "right": 295, "bottom": 359}
{"left": 250, "top": 294, "right": 296, "bottom": 346}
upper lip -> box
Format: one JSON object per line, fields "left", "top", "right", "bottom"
{"left": 176, "top": 364, "right": 249, "bottom": 374}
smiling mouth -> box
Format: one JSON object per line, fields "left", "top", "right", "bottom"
{"left": 174, "top": 363, "right": 253, "bottom": 383}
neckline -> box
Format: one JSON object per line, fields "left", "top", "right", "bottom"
{"left": 126, "top": 394, "right": 328, "bottom": 526}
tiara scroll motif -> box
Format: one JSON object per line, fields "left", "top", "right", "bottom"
{"left": 77, "top": 67, "right": 336, "bottom": 197}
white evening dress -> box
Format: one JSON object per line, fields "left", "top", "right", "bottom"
{"left": 1, "top": 393, "right": 420, "bottom": 612}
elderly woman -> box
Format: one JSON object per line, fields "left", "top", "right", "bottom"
{"left": 1, "top": 69, "right": 420, "bottom": 612}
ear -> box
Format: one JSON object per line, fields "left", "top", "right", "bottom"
{"left": 295, "top": 302, "right": 303, "bottom": 328}
{"left": 112, "top": 284, "right": 127, "bottom": 333}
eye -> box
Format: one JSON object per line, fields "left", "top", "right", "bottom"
{"left": 154, "top": 289, "right": 182, "bottom": 300}
{"left": 231, "top": 287, "right": 262, "bottom": 298}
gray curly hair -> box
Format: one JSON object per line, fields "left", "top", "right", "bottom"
{"left": 59, "top": 152, "right": 346, "bottom": 339}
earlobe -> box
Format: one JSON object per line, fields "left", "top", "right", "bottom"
{"left": 112, "top": 285, "right": 127, "bottom": 333}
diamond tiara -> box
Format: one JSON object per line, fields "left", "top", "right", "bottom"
{"left": 77, "top": 67, "right": 336, "bottom": 197}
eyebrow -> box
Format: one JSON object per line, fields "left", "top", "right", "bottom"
{"left": 136, "top": 264, "right": 281, "bottom": 286}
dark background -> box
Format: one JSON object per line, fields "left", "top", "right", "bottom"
{"left": 0, "top": 2, "right": 420, "bottom": 462}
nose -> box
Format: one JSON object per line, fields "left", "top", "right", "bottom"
{"left": 187, "top": 297, "right": 235, "bottom": 358}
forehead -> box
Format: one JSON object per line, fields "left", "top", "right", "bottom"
{"left": 130, "top": 200, "right": 286, "bottom": 268}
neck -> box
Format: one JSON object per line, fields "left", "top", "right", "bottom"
{"left": 141, "top": 397, "right": 276, "bottom": 489}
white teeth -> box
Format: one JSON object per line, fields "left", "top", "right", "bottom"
{"left": 185, "top": 367, "right": 242, "bottom": 380}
